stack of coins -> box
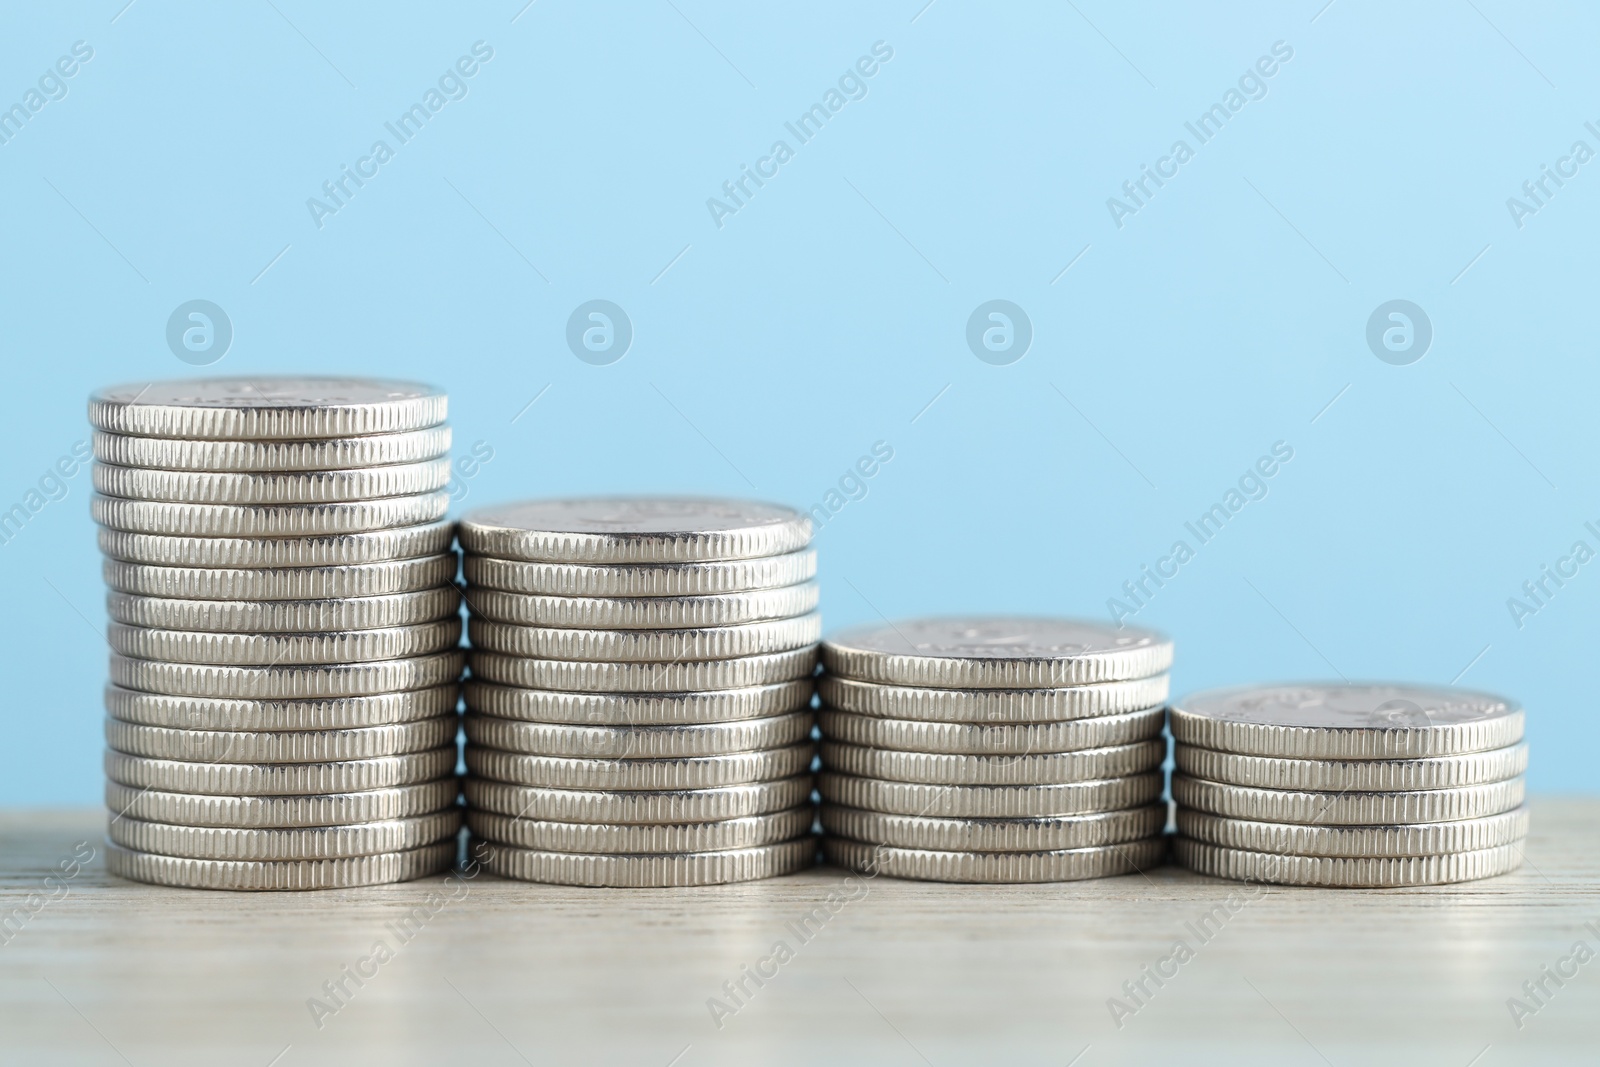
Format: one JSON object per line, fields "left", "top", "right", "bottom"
{"left": 817, "top": 617, "right": 1172, "bottom": 883}
{"left": 1171, "top": 683, "right": 1528, "bottom": 887}
{"left": 456, "top": 498, "right": 821, "bottom": 887}
{"left": 90, "top": 377, "right": 466, "bottom": 890}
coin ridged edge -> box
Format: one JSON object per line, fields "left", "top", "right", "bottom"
{"left": 1173, "top": 744, "right": 1529, "bottom": 791}
{"left": 471, "top": 836, "right": 815, "bottom": 886}
{"left": 103, "top": 840, "right": 456, "bottom": 890}
{"left": 821, "top": 803, "right": 1167, "bottom": 852}
{"left": 107, "top": 810, "right": 463, "bottom": 861}
{"left": 1172, "top": 838, "right": 1525, "bottom": 887}
{"left": 817, "top": 674, "right": 1170, "bottom": 721}
{"left": 463, "top": 679, "right": 813, "bottom": 725}
{"left": 1168, "top": 706, "right": 1527, "bottom": 759}
{"left": 820, "top": 739, "right": 1165, "bottom": 785}
{"left": 463, "top": 711, "right": 813, "bottom": 758}
{"left": 1170, "top": 774, "right": 1527, "bottom": 825}
{"left": 462, "top": 775, "right": 813, "bottom": 824}
{"left": 466, "top": 807, "right": 814, "bottom": 854}
{"left": 817, "top": 771, "right": 1163, "bottom": 818}
{"left": 1173, "top": 808, "right": 1531, "bottom": 858}
{"left": 105, "top": 779, "right": 459, "bottom": 828}
{"left": 823, "top": 836, "right": 1166, "bottom": 883}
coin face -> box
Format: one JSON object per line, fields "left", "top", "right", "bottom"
{"left": 1176, "top": 683, "right": 1516, "bottom": 730}
{"left": 822, "top": 616, "right": 1171, "bottom": 688}
{"left": 89, "top": 377, "right": 447, "bottom": 439}
{"left": 459, "top": 497, "right": 811, "bottom": 563}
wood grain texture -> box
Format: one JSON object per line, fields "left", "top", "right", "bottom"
{"left": 1, "top": 799, "right": 1596, "bottom": 1066}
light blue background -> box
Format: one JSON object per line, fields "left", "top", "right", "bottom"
{"left": 1, "top": 1, "right": 1594, "bottom": 804}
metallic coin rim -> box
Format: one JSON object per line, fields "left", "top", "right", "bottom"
{"left": 105, "top": 747, "right": 457, "bottom": 795}
{"left": 92, "top": 427, "right": 452, "bottom": 472}
{"left": 106, "top": 620, "right": 461, "bottom": 665}
{"left": 465, "top": 614, "right": 822, "bottom": 662}
{"left": 104, "top": 684, "right": 459, "bottom": 730}
{"left": 463, "top": 549, "right": 817, "bottom": 597}
{"left": 457, "top": 497, "right": 812, "bottom": 563}
{"left": 108, "top": 650, "right": 466, "bottom": 698}
{"left": 106, "top": 587, "right": 462, "bottom": 633}
{"left": 820, "top": 802, "right": 1167, "bottom": 852}
{"left": 88, "top": 377, "right": 448, "bottom": 440}
{"left": 471, "top": 836, "right": 815, "bottom": 887}
{"left": 103, "top": 840, "right": 457, "bottom": 890}
{"left": 102, "top": 555, "right": 457, "bottom": 601}
{"left": 818, "top": 706, "right": 1165, "bottom": 754}
{"left": 463, "top": 710, "right": 813, "bottom": 758}
{"left": 467, "top": 647, "right": 816, "bottom": 694}
{"left": 816, "top": 771, "right": 1163, "bottom": 818}
{"left": 1172, "top": 837, "right": 1524, "bottom": 887}
{"left": 104, "top": 779, "right": 459, "bottom": 828}
{"left": 91, "top": 491, "right": 451, "bottom": 537}
{"left": 822, "top": 835, "right": 1167, "bottom": 883}
{"left": 1173, "top": 807, "right": 1532, "bottom": 858}
{"left": 93, "top": 458, "right": 452, "bottom": 504}
{"left": 1168, "top": 702, "right": 1526, "bottom": 759}
{"left": 465, "top": 583, "right": 819, "bottom": 629}
{"left": 462, "top": 775, "right": 812, "bottom": 824}
{"left": 107, "top": 810, "right": 463, "bottom": 861}
{"left": 97, "top": 521, "right": 454, "bottom": 568}
{"left": 105, "top": 715, "right": 460, "bottom": 763}
{"left": 463, "top": 679, "right": 813, "bottom": 725}
{"left": 1173, "top": 743, "right": 1530, "bottom": 791}
{"left": 817, "top": 674, "right": 1170, "bottom": 722}
{"left": 820, "top": 739, "right": 1165, "bottom": 786}
{"left": 464, "top": 741, "right": 815, "bottom": 790}
{"left": 465, "top": 807, "right": 814, "bottom": 854}
{"left": 1170, "top": 773, "right": 1527, "bottom": 825}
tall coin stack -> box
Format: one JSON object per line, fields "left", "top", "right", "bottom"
{"left": 817, "top": 617, "right": 1172, "bottom": 883}
{"left": 1171, "top": 683, "right": 1528, "bottom": 887}
{"left": 456, "top": 498, "right": 821, "bottom": 887}
{"left": 90, "top": 377, "right": 466, "bottom": 890}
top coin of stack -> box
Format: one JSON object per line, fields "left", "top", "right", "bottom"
{"left": 1170, "top": 683, "right": 1528, "bottom": 887}
{"left": 817, "top": 617, "right": 1173, "bottom": 883}
{"left": 457, "top": 497, "right": 821, "bottom": 887}
{"left": 90, "top": 377, "right": 465, "bottom": 891}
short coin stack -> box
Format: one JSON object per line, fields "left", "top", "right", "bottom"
{"left": 91, "top": 377, "right": 466, "bottom": 890}
{"left": 1171, "top": 683, "right": 1528, "bottom": 887}
{"left": 817, "top": 617, "right": 1172, "bottom": 883}
{"left": 456, "top": 498, "right": 821, "bottom": 887}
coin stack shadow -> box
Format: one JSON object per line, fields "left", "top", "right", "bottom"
{"left": 1170, "top": 683, "right": 1529, "bottom": 887}
{"left": 91, "top": 377, "right": 465, "bottom": 890}
{"left": 456, "top": 498, "right": 822, "bottom": 887}
{"left": 817, "top": 617, "right": 1173, "bottom": 883}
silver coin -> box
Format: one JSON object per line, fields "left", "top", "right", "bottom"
{"left": 463, "top": 550, "right": 816, "bottom": 597}
{"left": 107, "top": 587, "right": 461, "bottom": 633}
{"left": 466, "top": 807, "right": 813, "bottom": 854}
{"left": 92, "top": 492, "right": 451, "bottom": 537}
{"left": 93, "top": 427, "right": 451, "bottom": 472}
{"left": 464, "top": 583, "right": 818, "bottom": 629}
{"left": 93, "top": 458, "right": 452, "bottom": 504}
{"left": 88, "top": 377, "right": 448, "bottom": 439}
{"left": 468, "top": 648, "right": 815, "bottom": 694}
{"left": 463, "top": 711, "right": 812, "bottom": 758}
{"left": 102, "top": 555, "right": 456, "bottom": 601}
{"left": 1169, "top": 683, "right": 1524, "bottom": 759}
{"left": 105, "top": 716, "right": 459, "bottom": 763}
{"left": 109, "top": 650, "right": 465, "bottom": 699}
{"left": 107, "top": 620, "right": 461, "bottom": 666}
{"left": 1172, "top": 838, "right": 1524, "bottom": 887}
{"left": 817, "top": 771, "right": 1163, "bottom": 818}
{"left": 470, "top": 836, "right": 814, "bottom": 887}
{"left": 105, "top": 685, "right": 459, "bottom": 731}
{"left": 1170, "top": 773, "right": 1526, "bottom": 825}
{"left": 818, "top": 706, "right": 1164, "bottom": 754}
{"left": 458, "top": 497, "right": 812, "bottom": 563}
{"left": 821, "top": 802, "right": 1166, "bottom": 852}
{"left": 466, "top": 614, "right": 820, "bottom": 663}
{"left": 464, "top": 679, "right": 813, "bottom": 725}
{"left": 104, "top": 840, "right": 456, "bottom": 890}
{"left": 106, "top": 779, "right": 459, "bottom": 828}
{"left": 463, "top": 775, "right": 812, "bottom": 824}
{"left": 817, "top": 673, "right": 1170, "bottom": 723}
{"left": 108, "top": 811, "right": 462, "bottom": 861}
{"left": 821, "top": 617, "right": 1172, "bottom": 688}
{"left": 105, "top": 748, "right": 456, "bottom": 795}
{"left": 821, "top": 739, "right": 1165, "bottom": 786}
{"left": 823, "top": 836, "right": 1165, "bottom": 884}
{"left": 1174, "top": 743, "right": 1529, "bottom": 791}
{"left": 465, "top": 741, "right": 814, "bottom": 790}
{"left": 1174, "top": 808, "right": 1531, "bottom": 859}
{"left": 98, "top": 522, "right": 454, "bottom": 568}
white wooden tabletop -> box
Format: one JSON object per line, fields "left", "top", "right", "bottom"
{"left": 1, "top": 799, "right": 1595, "bottom": 1066}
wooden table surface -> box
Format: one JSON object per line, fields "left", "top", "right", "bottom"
{"left": 1, "top": 799, "right": 1596, "bottom": 1066}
